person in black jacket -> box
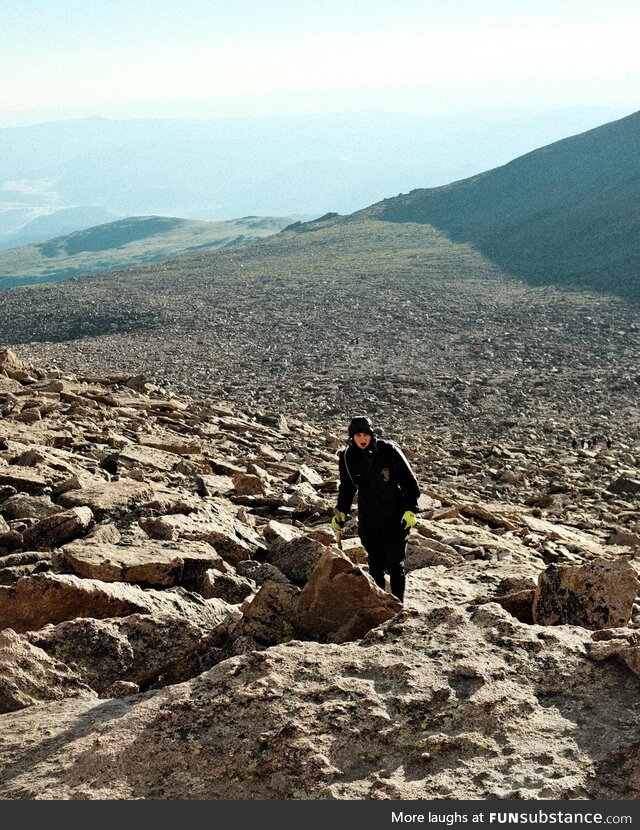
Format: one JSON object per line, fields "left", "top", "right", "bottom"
{"left": 331, "top": 415, "right": 420, "bottom": 602}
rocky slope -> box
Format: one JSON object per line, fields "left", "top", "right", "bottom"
{"left": 0, "top": 348, "right": 639, "bottom": 800}
{"left": 3, "top": 217, "right": 639, "bottom": 537}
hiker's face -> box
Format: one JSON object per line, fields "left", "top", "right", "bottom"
{"left": 353, "top": 432, "right": 372, "bottom": 449}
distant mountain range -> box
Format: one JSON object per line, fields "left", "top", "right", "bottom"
{"left": 0, "top": 215, "right": 291, "bottom": 288}
{"left": 355, "top": 109, "right": 640, "bottom": 298}
{"left": 0, "top": 108, "right": 628, "bottom": 241}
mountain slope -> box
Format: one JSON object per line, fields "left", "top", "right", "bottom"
{"left": 359, "top": 110, "right": 640, "bottom": 299}
{"left": 0, "top": 214, "right": 291, "bottom": 288}
{"left": 0, "top": 206, "right": 121, "bottom": 250}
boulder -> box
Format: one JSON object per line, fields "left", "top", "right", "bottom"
{"left": 200, "top": 569, "right": 255, "bottom": 604}
{"left": 0, "top": 628, "right": 95, "bottom": 713}
{"left": 262, "top": 519, "right": 304, "bottom": 547}
{"left": 60, "top": 539, "right": 225, "bottom": 588}
{"left": 607, "top": 476, "right": 640, "bottom": 497}
{"left": 288, "top": 464, "right": 324, "bottom": 486}
{"left": 152, "top": 501, "right": 265, "bottom": 566}
{"left": 22, "top": 506, "right": 94, "bottom": 551}
{"left": 286, "top": 482, "right": 326, "bottom": 510}
{"left": 532, "top": 558, "right": 639, "bottom": 629}
{"left": 0, "top": 348, "right": 32, "bottom": 381}
{"left": 0, "top": 527, "right": 23, "bottom": 555}
{"left": 231, "top": 472, "right": 265, "bottom": 496}
{"left": 0, "top": 467, "right": 49, "bottom": 496}
{"left": 57, "top": 480, "right": 155, "bottom": 520}
{"left": 0, "top": 494, "right": 62, "bottom": 521}
{"left": 405, "top": 535, "right": 465, "bottom": 570}
{"left": 230, "top": 580, "right": 301, "bottom": 649}
{"left": 265, "top": 536, "right": 327, "bottom": 586}
{"left": 196, "top": 474, "right": 235, "bottom": 497}
{"left": 235, "top": 560, "right": 292, "bottom": 587}
{"left": 295, "top": 548, "right": 402, "bottom": 644}
{"left": 27, "top": 611, "right": 238, "bottom": 694}
{"left": 0, "top": 572, "right": 233, "bottom": 633}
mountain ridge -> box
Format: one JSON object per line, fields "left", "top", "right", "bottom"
{"left": 0, "top": 214, "right": 292, "bottom": 289}
{"left": 352, "top": 109, "right": 640, "bottom": 298}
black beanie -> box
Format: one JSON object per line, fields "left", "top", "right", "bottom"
{"left": 348, "top": 415, "right": 375, "bottom": 439}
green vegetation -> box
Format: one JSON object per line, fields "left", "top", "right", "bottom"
{"left": 0, "top": 215, "right": 291, "bottom": 289}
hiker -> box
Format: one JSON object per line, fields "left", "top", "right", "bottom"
{"left": 331, "top": 415, "right": 420, "bottom": 603}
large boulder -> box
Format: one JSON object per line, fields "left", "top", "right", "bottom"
{"left": 295, "top": 549, "right": 402, "bottom": 644}
{"left": 532, "top": 558, "right": 639, "bottom": 629}
{"left": 27, "top": 612, "right": 237, "bottom": 694}
{"left": 0, "top": 572, "right": 233, "bottom": 633}
{"left": 0, "top": 628, "right": 95, "bottom": 713}
{"left": 22, "top": 506, "right": 94, "bottom": 551}
{"left": 59, "top": 538, "right": 225, "bottom": 589}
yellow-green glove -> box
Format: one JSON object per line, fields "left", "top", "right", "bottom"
{"left": 401, "top": 510, "right": 417, "bottom": 529}
{"left": 331, "top": 511, "right": 346, "bottom": 532}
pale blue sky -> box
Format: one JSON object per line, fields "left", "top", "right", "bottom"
{"left": 2, "top": 0, "right": 638, "bottom": 126}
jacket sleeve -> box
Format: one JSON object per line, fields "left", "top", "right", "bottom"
{"left": 389, "top": 442, "right": 420, "bottom": 513}
{"left": 336, "top": 448, "right": 357, "bottom": 515}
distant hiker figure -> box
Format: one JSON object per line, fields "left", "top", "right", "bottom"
{"left": 331, "top": 415, "right": 420, "bottom": 603}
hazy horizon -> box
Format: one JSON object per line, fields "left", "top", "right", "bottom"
{"left": 2, "top": 0, "right": 638, "bottom": 127}
{"left": 2, "top": 0, "right": 638, "bottom": 240}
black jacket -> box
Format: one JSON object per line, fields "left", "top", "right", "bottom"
{"left": 337, "top": 438, "right": 420, "bottom": 529}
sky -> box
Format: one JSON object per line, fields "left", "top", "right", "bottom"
{"left": 1, "top": 0, "right": 639, "bottom": 127}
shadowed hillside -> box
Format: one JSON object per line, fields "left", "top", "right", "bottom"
{"left": 360, "top": 110, "right": 640, "bottom": 300}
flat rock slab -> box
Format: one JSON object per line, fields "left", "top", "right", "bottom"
{"left": 0, "top": 467, "right": 50, "bottom": 495}
{"left": 57, "top": 481, "right": 155, "bottom": 520}
{"left": 117, "top": 444, "right": 185, "bottom": 473}
{"left": 137, "top": 435, "right": 203, "bottom": 455}
{"left": 60, "top": 538, "right": 224, "bottom": 588}
{"left": 522, "top": 515, "right": 610, "bottom": 559}
{"left": 0, "top": 572, "right": 233, "bottom": 633}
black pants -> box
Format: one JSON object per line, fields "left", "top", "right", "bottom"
{"left": 359, "top": 524, "right": 407, "bottom": 602}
